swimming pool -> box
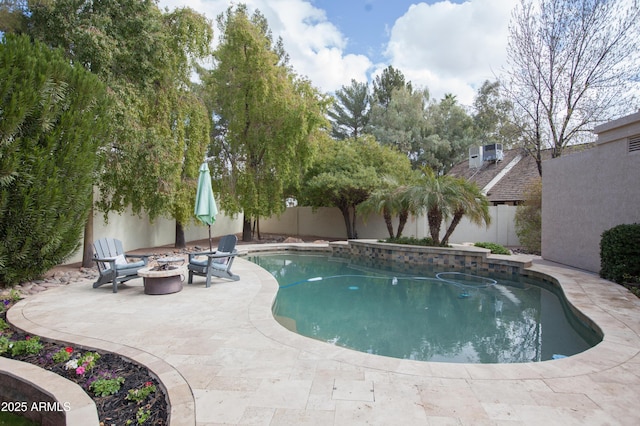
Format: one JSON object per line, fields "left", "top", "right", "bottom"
{"left": 249, "top": 253, "right": 601, "bottom": 364}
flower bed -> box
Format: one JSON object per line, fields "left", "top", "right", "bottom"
{"left": 1, "top": 298, "right": 167, "bottom": 425}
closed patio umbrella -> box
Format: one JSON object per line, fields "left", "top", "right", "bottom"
{"left": 194, "top": 162, "right": 218, "bottom": 251}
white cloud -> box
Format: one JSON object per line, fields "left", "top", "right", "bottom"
{"left": 159, "top": 0, "right": 516, "bottom": 103}
{"left": 158, "top": 0, "right": 372, "bottom": 93}
{"left": 385, "top": 0, "right": 517, "bottom": 105}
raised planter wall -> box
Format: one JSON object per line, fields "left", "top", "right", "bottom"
{"left": 330, "top": 240, "right": 532, "bottom": 276}
{"left": 0, "top": 357, "right": 99, "bottom": 425}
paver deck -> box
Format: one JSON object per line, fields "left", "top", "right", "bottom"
{"left": 6, "top": 244, "right": 640, "bottom": 425}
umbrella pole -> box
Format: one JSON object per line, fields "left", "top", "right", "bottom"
{"left": 208, "top": 225, "right": 212, "bottom": 252}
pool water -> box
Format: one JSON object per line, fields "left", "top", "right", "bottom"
{"left": 249, "top": 253, "right": 601, "bottom": 364}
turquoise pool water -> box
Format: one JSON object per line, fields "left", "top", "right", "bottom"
{"left": 249, "top": 253, "right": 601, "bottom": 364}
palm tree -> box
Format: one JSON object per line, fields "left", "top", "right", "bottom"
{"left": 357, "top": 176, "right": 417, "bottom": 238}
{"left": 403, "top": 167, "right": 490, "bottom": 245}
{"left": 441, "top": 179, "right": 491, "bottom": 245}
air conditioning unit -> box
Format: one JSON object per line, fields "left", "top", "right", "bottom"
{"left": 469, "top": 146, "right": 483, "bottom": 168}
{"left": 483, "top": 143, "right": 504, "bottom": 162}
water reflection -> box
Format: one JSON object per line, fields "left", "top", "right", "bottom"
{"left": 250, "top": 254, "right": 600, "bottom": 364}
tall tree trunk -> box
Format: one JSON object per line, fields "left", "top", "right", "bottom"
{"left": 339, "top": 205, "right": 355, "bottom": 239}
{"left": 242, "top": 215, "right": 252, "bottom": 242}
{"left": 351, "top": 204, "right": 358, "bottom": 239}
{"left": 82, "top": 201, "right": 94, "bottom": 268}
{"left": 441, "top": 208, "right": 464, "bottom": 246}
{"left": 175, "top": 222, "right": 186, "bottom": 248}
{"left": 427, "top": 207, "right": 442, "bottom": 245}
{"left": 396, "top": 209, "right": 409, "bottom": 238}
{"left": 383, "top": 207, "right": 394, "bottom": 239}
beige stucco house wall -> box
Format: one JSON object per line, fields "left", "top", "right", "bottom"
{"left": 542, "top": 111, "right": 640, "bottom": 273}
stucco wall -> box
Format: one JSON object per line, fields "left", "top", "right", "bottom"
{"left": 542, "top": 112, "right": 640, "bottom": 273}
{"left": 261, "top": 205, "right": 520, "bottom": 246}
{"left": 64, "top": 209, "right": 243, "bottom": 264}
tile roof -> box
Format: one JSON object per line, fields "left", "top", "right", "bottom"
{"left": 447, "top": 148, "right": 533, "bottom": 203}
{"left": 448, "top": 145, "right": 593, "bottom": 203}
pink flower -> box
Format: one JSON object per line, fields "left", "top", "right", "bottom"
{"left": 145, "top": 381, "right": 153, "bottom": 387}
{"left": 25, "top": 336, "right": 31, "bottom": 340}
{"left": 76, "top": 366, "right": 85, "bottom": 375}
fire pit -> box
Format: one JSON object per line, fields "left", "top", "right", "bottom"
{"left": 138, "top": 257, "right": 186, "bottom": 295}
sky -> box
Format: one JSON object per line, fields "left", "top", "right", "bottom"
{"left": 158, "top": 0, "right": 518, "bottom": 106}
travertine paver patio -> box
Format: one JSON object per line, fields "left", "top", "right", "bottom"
{"left": 6, "top": 243, "right": 640, "bottom": 425}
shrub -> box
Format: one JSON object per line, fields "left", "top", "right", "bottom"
{"left": 474, "top": 242, "right": 511, "bottom": 255}
{"left": 90, "top": 374, "right": 125, "bottom": 397}
{"left": 600, "top": 224, "right": 640, "bottom": 284}
{"left": 514, "top": 178, "right": 541, "bottom": 254}
{"left": 0, "top": 35, "right": 111, "bottom": 285}
{"left": 10, "top": 336, "right": 43, "bottom": 356}
{"left": 381, "top": 236, "right": 448, "bottom": 247}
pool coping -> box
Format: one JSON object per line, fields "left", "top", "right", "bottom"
{"left": 243, "top": 242, "right": 640, "bottom": 379}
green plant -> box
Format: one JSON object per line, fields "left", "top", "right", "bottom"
{"left": 52, "top": 346, "right": 74, "bottom": 363}
{"left": 10, "top": 336, "right": 43, "bottom": 356}
{"left": 0, "top": 336, "right": 9, "bottom": 355}
{"left": 126, "top": 382, "right": 157, "bottom": 403}
{"left": 0, "top": 34, "right": 111, "bottom": 285}
{"left": 90, "top": 375, "right": 125, "bottom": 397}
{"left": 514, "top": 178, "right": 541, "bottom": 254}
{"left": 0, "top": 318, "right": 8, "bottom": 332}
{"left": 600, "top": 223, "right": 640, "bottom": 284}
{"left": 474, "top": 242, "right": 511, "bottom": 255}
{"left": 136, "top": 407, "right": 152, "bottom": 424}
{"left": 381, "top": 236, "right": 448, "bottom": 247}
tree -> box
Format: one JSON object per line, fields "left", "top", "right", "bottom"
{"left": 327, "top": 79, "right": 370, "bottom": 140}
{"left": 0, "top": 34, "right": 111, "bottom": 285}
{"left": 27, "top": 0, "right": 213, "bottom": 253}
{"left": 371, "top": 65, "right": 412, "bottom": 109}
{"left": 357, "top": 176, "right": 416, "bottom": 239}
{"left": 204, "top": 5, "right": 326, "bottom": 241}
{"left": 514, "top": 178, "right": 541, "bottom": 254}
{"left": 421, "top": 94, "right": 475, "bottom": 174}
{"left": 368, "top": 85, "right": 430, "bottom": 165}
{"left": 300, "top": 135, "right": 411, "bottom": 239}
{"left": 403, "top": 168, "right": 490, "bottom": 245}
{"left": 440, "top": 179, "right": 491, "bottom": 246}
{"left": 472, "top": 80, "right": 520, "bottom": 148}
{"left": 504, "top": 0, "right": 640, "bottom": 175}
{"left": 0, "top": 0, "right": 27, "bottom": 33}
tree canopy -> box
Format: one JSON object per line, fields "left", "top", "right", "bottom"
{"left": 203, "top": 4, "right": 327, "bottom": 241}
{"left": 504, "top": 0, "right": 640, "bottom": 175}
{"left": 25, "top": 0, "right": 213, "bottom": 250}
{"left": 328, "top": 79, "right": 370, "bottom": 140}
{"left": 299, "top": 135, "right": 413, "bottom": 239}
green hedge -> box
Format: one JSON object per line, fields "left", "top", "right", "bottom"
{"left": 600, "top": 224, "right": 640, "bottom": 284}
{"left": 381, "top": 236, "right": 448, "bottom": 247}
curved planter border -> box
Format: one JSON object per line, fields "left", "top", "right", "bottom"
{"left": 5, "top": 304, "right": 194, "bottom": 426}
{"left": 0, "top": 356, "right": 98, "bottom": 425}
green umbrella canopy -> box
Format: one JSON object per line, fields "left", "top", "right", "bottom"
{"left": 195, "top": 162, "right": 218, "bottom": 226}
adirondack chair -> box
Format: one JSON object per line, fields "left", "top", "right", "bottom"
{"left": 187, "top": 234, "right": 240, "bottom": 287}
{"left": 92, "top": 238, "right": 148, "bottom": 293}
